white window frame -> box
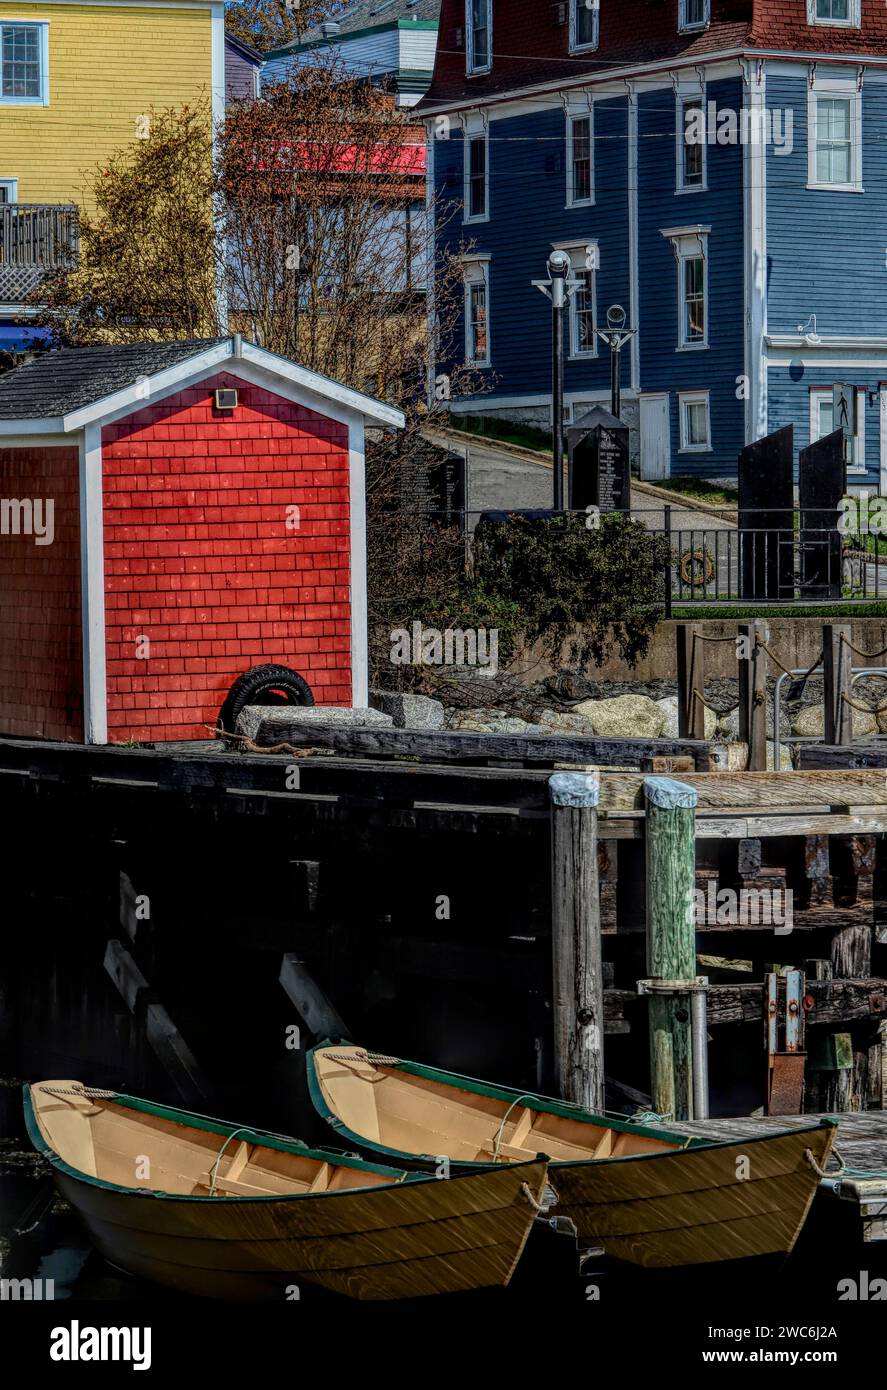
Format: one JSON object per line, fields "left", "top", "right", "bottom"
{"left": 679, "top": 391, "right": 712, "bottom": 453}
{"left": 570, "top": 0, "right": 600, "bottom": 54}
{"left": 552, "top": 238, "right": 599, "bottom": 360}
{"left": 0, "top": 178, "right": 18, "bottom": 202}
{"left": 810, "top": 386, "right": 866, "bottom": 474}
{"left": 807, "top": 0, "right": 860, "bottom": 28}
{"left": 678, "top": 0, "right": 710, "bottom": 34}
{"left": 676, "top": 89, "right": 707, "bottom": 194}
{"left": 566, "top": 107, "right": 594, "bottom": 208}
{"left": 807, "top": 79, "right": 863, "bottom": 193}
{"left": 466, "top": 0, "right": 492, "bottom": 77}
{"left": 661, "top": 225, "right": 710, "bottom": 351}
{"left": 462, "top": 113, "right": 489, "bottom": 224}
{"left": 0, "top": 22, "right": 49, "bottom": 107}
{"left": 462, "top": 255, "right": 491, "bottom": 367}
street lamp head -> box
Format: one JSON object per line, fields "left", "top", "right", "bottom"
{"left": 606, "top": 304, "right": 627, "bottom": 331}
{"left": 547, "top": 249, "right": 571, "bottom": 278}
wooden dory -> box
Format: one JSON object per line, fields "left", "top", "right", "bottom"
{"left": 24, "top": 1080, "right": 548, "bottom": 1300}
{"left": 307, "top": 1045, "right": 837, "bottom": 1270}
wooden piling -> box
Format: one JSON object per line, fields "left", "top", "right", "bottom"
{"left": 548, "top": 771, "right": 604, "bottom": 1111}
{"left": 823, "top": 623, "right": 853, "bottom": 746}
{"left": 644, "top": 776, "right": 699, "bottom": 1120}
{"left": 738, "top": 621, "right": 769, "bottom": 771}
{"left": 676, "top": 624, "right": 706, "bottom": 740}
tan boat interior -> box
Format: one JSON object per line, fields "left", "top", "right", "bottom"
{"left": 314, "top": 1049, "right": 686, "bottom": 1164}
{"left": 31, "top": 1082, "right": 396, "bottom": 1198}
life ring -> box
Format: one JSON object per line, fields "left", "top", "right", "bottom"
{"left": 679, "top": 548, "right": 715, "bottom": 587}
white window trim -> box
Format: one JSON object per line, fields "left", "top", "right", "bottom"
{"left": 462, "top": 254, "right": 491, "bottom": 368}
{"left": 678, "top": 0, "right": 710, "bottom": 34}
{"left": 807, "top": 0, "right": 860, "bottom": 29}
{"left": 810, "top": 386, "right": 867, "bottom": 473}
{"left": 661, "top": 225, "right": 710, "bottom": 351}
{"left": 569, "top": 0, "right": 600, "bottom": 54}
{"left": 552, "top": 238, "right": 599, "bottom": 360}
{"left": 462, "top": 115, "right": 489, "bottom": 225}
{"left": 466, "top": 0, "right": 492, "bottom": 77}
{"left": 0, "top": 177, "right": 18, "bottom": 201}
{"left": 678, "top": 390, "right": 712, "bottom": 453}
{"left": 566, "top": 107, "right": 595, "bottom": 209}
{"left": 807, "top": 79, "right": 863, "bottom": 193}
{"left": 0, "top": 22, "right": 49, "bottom": 107}
{"left": 676, "top": 89, "right": 707, "bottom": 195}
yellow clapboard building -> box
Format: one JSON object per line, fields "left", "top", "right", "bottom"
{"left": 0, "top": 0, "right": 223, "bottom": 341}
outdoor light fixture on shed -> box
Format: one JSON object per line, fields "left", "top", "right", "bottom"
{"left": 215, "top": 388, "right": 239, "bottom": 411}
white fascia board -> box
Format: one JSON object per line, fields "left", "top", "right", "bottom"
{"left": 240, "top": 342, "right": 405, "bottom": 428}
{"left": 62, "top": 341, "right": 234, "bottom": 432}
{"left": 348, "top": 413, "right": 368, "bottom": 709}
{"left": 767, "top": 335, "right": 887, "bottom": 351}
{"left": 60, "top": 338, "right": 405, "bottom": 433}
{"left": 0, "top": 417, "right": 65, "bottom": 435}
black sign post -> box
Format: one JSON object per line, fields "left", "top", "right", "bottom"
{"left": 738, "top": 425, "right": 794, "bottom": 600}
{"left": 799, "top": 428, "right": 845, "bottom": 600}
{"left": 567, "top": 406, "right": 631, "bottom": 513}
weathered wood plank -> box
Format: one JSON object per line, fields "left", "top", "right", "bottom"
{"left": 102, "top": 940, "right": 209, "bottom": 1104}
{"left": 598, "top": 770, "right": 887, "bottom": 812}
{"left": 247, "top": 723, "right": 717, "bottom": 769}
{"left": 798, "top": 744, "right": 887, "bottom": 770}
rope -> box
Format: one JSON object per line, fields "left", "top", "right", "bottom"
{"left": 208, "top": 1127, "right": 253, "bottom": 1197}
{"left": 842, "top": 693, "right": 887, "bottom": 716}
{"left": 39, "top": 1085, "right": 118, "bottom": 1100}
{"left": 321, "top": 1050, "right": 403, "bottom": 1067}
{"left": 630, "top": 1109, "right": 675, "bottom": 1125}
{"left": 691, "top": 688, "right": 740, "bottom": 717}
{"left": 490, "top": 1095, "right": 538, "bottom": 1162}
{"left": 757, "top": 640, "right": 824, "bottom": 683}
{"left": 209, "top": 726, "right": 325, "bottom": 758}
{"left": 520, "top": 1181, "right": 547, "bottom": 1214}
{"left": 692, "top": 632, "right": 741, "bottom": 644}
{"left": 840, "top": 635, "right": 887, "bottom": 661}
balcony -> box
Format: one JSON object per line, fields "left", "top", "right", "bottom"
{"left": 0, "top": 203, "right": 80, "bottom": 307}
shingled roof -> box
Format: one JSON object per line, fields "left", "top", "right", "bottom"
{"left": 269, "top": 0, "right": 439, "bottom": 53}
{"left": 0, "top": 339, "right": 228, "bottom": 419}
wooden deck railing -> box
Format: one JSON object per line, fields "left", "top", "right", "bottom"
{"left": 0, "top": 203, "right": 79, "bottom": 269}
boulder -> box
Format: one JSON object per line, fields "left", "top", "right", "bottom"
{"left": 534, "top": 707, "right": 598, "bottom": 736}
{"left": 791, "top": 704, "right": 878, "bottom": 738}
{"left": 655, "top": 695, "right": 717, "bottom": 740}
{"left": 448, "top": 712, "right": 534, "bottom": 735}
{"left": 369, "top": 690, "right": 446, "bottom": 731}
{"left": 572, "top": 694, "right": 666, "bottom": 740}
{"left": 767, "top": 740, "right": 793, "bottom": 771}
{"left": 235, "top": 704, "right": 393, "bottom": 742}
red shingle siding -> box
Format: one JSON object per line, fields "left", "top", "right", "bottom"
{"left": 751, "top": 0, "right": 887, "bottom": 52}
{"left": 102, "top": 373, "right": 352, "bottom": 743}
{"left": 422, "top": 2, "right": 753, "bottom": 106}
{"left": 0, "top": 447, "right": 83, "bottom": 741}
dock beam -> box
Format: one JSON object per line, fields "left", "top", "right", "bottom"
{"left": 644, "top": 776, "right": 699, "bottom": 1120}
{"left": 548, "top": 771, "right": 604, "bottom": 1111}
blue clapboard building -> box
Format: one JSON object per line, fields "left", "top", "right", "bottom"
{"left": 418, "top": 1, "right": 887, "bottom": 488}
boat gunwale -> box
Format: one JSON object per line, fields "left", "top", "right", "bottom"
{"left": 305, "top": 1042, "right": 838, "bottom": 1171}
{"left": 22, "top": 1083, "right": 486, "bottom": 1205}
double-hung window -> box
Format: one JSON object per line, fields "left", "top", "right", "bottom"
{"left": 677, "top": 94, "right": 706, "bottom": 192}
{"left": 808, "top": 0, "right": 860, "bottom": 27}
{"left": 0, "top": 23, "right": 48, "bottom": 105}
{"left": 808, "top": 80, "right": 862, "bottom": 191}
{"left": 463, "top": 256, "right": 491, "bottom": 366}
{"left": 679, "top": 0, "right": 709, "bottom": 32}
{"left": 679, "top": 391, "right": 712, "bottom": 452}
{"left": 570, "top": 0, "right": 600, "bottom": 53}
{"left": 567, "top": 111, "right": 593, "bottom": 207}
{"left": 466, "top": 0, "right": 492, "bottom": 76}
{"left": 463, "top": 118, "right": 489, "bottom": 222}
{"left": 661, "top": 225, "right": 710, "bottom": 350}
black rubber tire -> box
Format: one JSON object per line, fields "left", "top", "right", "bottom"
{"left": 217, "top": 663, "right": 315, "bottom": 737}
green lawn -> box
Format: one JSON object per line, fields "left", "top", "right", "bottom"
{"left": 446, "top": 414, "right": 554, "bottom": 455}
{"left": 660, "top": 475, "right": 739, "bottom": 506}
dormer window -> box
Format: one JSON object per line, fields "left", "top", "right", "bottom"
{"left": 808, "top": 0, "right": 860, "bottom": 26}
{"left": 467, "top": 0, "right": 492, "bottom": 76}
{"left": 678, "top": 0, "right": 709, "bottom": 33}
{"left": 570, "top": 0, "right": 600, "bottom": 54}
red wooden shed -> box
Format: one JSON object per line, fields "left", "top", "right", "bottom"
{"left": 0, "top": 336, "right": 403, "bottom": 744}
